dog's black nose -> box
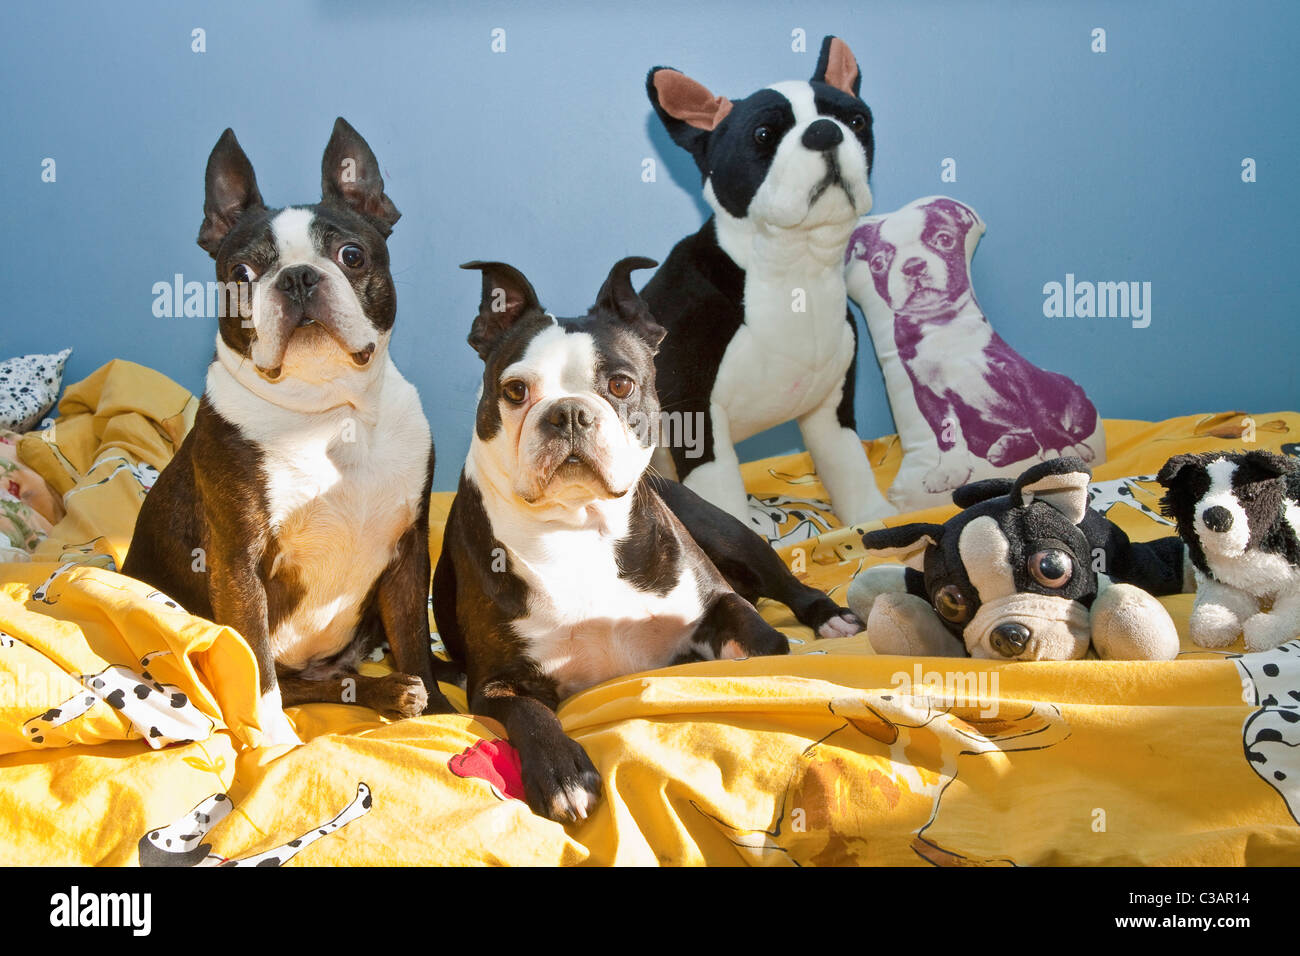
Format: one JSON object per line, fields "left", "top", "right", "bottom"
{"left": 801, "top": 119, "right": 844, "bottom": 152}
{"left": 902, "top": 257, "right": 927, "bottom": 278}
{"left": 545, "top": 400, "right": 594, "bottom": 435}
{"left": 276, "top": 265, "right": 321, "bottom": 304}
{"left": 990, "top": 623, "right": 1031, "bottom": 658}
{"left": 1202, "top": 505, "right": 1233, "bottom": 533}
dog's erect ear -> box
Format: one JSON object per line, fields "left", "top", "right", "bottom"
{"left": 951, "top": 478, "right": 1015, "bottom": 509}
{"left": 593, "top": 257, "right": 665, "bottom": 348}
{"left": 198, "top": 129, "right": 265, "bottom": 257}
{"left": 860, "top": 522, "right": 944, "bottom": 572}
{"left": 461, "top": 261, "right": 544, "bottom": 360}
{"left": 321, "top": 117, "right": 401, "bottom": 236}
{"left": 1012, "top": 458, "right": 1092, "bottom": 525}
{"left": 647, "top": 66, "right": 732, "bottom": 162}
{"left": 812, "top": 35, "right": 861, "bottom": 97}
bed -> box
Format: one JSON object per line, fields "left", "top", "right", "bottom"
{"left": 1, "top": 359, "right": 1297, "bottom": 865}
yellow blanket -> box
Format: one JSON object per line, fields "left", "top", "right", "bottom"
{"left": 2, "top": 360, "right": 1298, "bottom": 865}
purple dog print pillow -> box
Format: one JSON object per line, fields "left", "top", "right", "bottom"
{"left": 846, "top": 196, "right": 1105, "bottom": 511}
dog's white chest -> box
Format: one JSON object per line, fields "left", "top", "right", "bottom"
{"left": 209, "top": 359, "right": 431, "bottom": 671}
{"left": 910, "top": 315, "right": 994, "bottom": 397}
{"left": 508, "top": 530, "right": 707, "bottom": 698}
{"left": 713, "top": 260, "right": 854, "bottom": 441}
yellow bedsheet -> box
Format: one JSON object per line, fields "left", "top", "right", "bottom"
{"left": 1, "top": 360, "right": 1298, "bottom": 865}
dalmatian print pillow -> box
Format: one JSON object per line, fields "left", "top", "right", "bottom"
{"left": 0, "top": 349, "right": 71, "bottom": 431}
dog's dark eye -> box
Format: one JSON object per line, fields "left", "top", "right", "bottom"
{"left": 869, "top": 253, "right": 889, "bottom": 274}
{"left": 753, "top": 125, "right": 773, "bottom": 146}
{"left": 848, "top": 113, "right": 868, "bottom": 132}
{"left": 338, "top": 244, "right": 365, "bottom": 269}
{"left": 933, "top": 585, "right": 971, "bottom": 624}
{"left": 501, "top": 380, "right": 528, "bottom": 405}
{"left": 1028, "top": 550, "right": 1072, "bottom": 588}
{"left": 608, "top": 374, "right": 634, "bottom": 399}
{"left": 231, "top": 264, "right": 257, "bottom": 283}
{"left": 930, "top": 231, "right": 956, "bottom": 252}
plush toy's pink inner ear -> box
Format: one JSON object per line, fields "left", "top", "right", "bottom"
{"left": 654, "top": 70, "right": 733, "bottom": 130}
{"left": 822, "top": 37, "right": 860, "bottom": 95}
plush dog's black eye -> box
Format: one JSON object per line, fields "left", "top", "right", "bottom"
{"left": 338, "top": 244, "right": 365, "bottom": 269}
{"left": 753, "top": 125, "right": 773, "bottom": 146}
{"left": 1029, "top": 550, "right": 1072, "bottom": 588}
{"left": 933, "top": 585, "right": 970, "bottom": 624}
{"left": 848, "top": 113, "right": 868, "bottom": 132}
{"left": 502, "top": 380, "right": 528, "bottom": 405}
{"left": 231, "top": 264, "right": 257, "bottom": 283}
{"left": 608, "top": 374, "right": 634, "bottom": 399}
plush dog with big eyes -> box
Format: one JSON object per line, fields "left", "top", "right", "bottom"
{"left": 1158, "top": 450, "right": 1300, "bottom": 652}
{"left": 848, "top": 459, "right": 1191, "bottom": 661}
{"left": 432, "top": 258, "right": 866, "bottom": 824}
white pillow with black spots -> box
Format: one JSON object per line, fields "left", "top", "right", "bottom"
{"left": 0, "top": 349, "right": 71, "bottom": 431}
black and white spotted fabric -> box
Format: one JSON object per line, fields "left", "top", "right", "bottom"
{"left": 0, "top": 349, "right": 71, "bottom": 431}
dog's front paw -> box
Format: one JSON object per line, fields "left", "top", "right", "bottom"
{"left": 1190, "top": 602, "right": 1244, "bottom": 648}
{"left": 367, "top": 672, "right": 428, "bottom": 719}
{"left": 817, "top": 609, "right": 863, "bottom": 639}
{"left": 1244, "top": 612, "right": 1298, "bottom": 653}
{"left": 521, "top": 736, "right": 602, "bottom": 824}
{"left": 923, "top": 460, "right": 972, "bottom": 494}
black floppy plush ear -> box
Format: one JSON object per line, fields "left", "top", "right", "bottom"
{"left": 1155, "top": 452, "right": 1210, "bottom": 489}
{"left": 811, "top": 35, "right": 862, "bottom": 97}
{"left": 860, "top": 523, "right": 944, "bottom": 572}
{"left": 1236, "top": 449, "right": 1298, "bottom": 483}
{"left": 197, "top": 128, "right": 265, "bottom": 257}
{"left": 647, "top": 66, "right": 732, "bottom": 167}
{"left": 1011, "top": 457, "right": 1092, "bottom": 525}
{"left": 593, "top": 257, "right": 665, "bottom": 347}
{"left": 460, "top": 261, "right": 545, "bottom": 360}
{"left": 952, "top": 478, "right": 1015, "bottom": 509}
{"left": 321, "top": 117, "right": 401, "bottom": 235}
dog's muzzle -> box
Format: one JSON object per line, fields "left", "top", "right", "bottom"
{"left": 965, "top": 593, "right": 1091, "bottom": 661}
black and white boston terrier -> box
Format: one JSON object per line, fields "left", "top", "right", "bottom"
{"left": 1158, "top": 450, "right": 1300, "bottom": 651}
{"left": 432, "top": 258, "right": 859, "bottom": 823}
{"left": 640, "top": 35, "right": 894, "bottom": 531}
{"left": 124, "top": 118, "right": 452, "bottom": 746}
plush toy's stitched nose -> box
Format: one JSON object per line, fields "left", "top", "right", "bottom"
{"left": 1202, "top": 505, "right": 1233, "bottom": 533}
{"left": 990, "top": 622, "right": 1031, "bottom": 658}
{"left": 801, "top": 119, "right": 843, "bottom": 151}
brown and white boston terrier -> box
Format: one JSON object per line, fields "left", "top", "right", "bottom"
{"left": 124, "top": 118, "right": 453, "bottom": 745}
{"left": 432, "top": 257, "right": 860, "bottom": 823}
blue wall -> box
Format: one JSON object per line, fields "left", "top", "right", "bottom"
{"left": 3, "top": 0, "right": 1296, "bottom": 489}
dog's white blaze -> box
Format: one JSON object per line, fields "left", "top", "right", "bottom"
{"left": 208, "top": 353, "right": 431, "bottom": 675}
{"left": 1196, "top": 458, "right": 1253, "bottom": 558}
{"left": 1195, "top": 458, "right": 1300, "bottom": 599}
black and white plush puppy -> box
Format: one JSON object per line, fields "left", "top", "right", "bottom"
{"left": 1158, "top": 450, "right": 1300, "bottom": 652}
{"left": 433, "top": 258, "right": 857, "bottom": 823}
{"left": 641, "top": 35, "right": 894, "bottom": 530}
{"left": 124, "top": 119, "right": 452, "bottom": 745}
{"left": 849, "top": 459, "right": 1191, "bottom": 660}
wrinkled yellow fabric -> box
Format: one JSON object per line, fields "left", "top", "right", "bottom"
{"left": 1, "top": 363, "right": 1296, "bottom": 865}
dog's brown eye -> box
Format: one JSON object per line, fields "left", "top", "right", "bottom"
{"left": 753, "top": 125, "right": 773, "bottom": 146}
{"left": 933, "top": 585, "right": 970, "bottom": 624}
{"left": 848, "top": 113, "right": 868, "bottom": 132}
{"left": 338, "top": 244, "right": 365, "bottom": 269}
{"left": 608, "top": 374, "right": 634, "bottom": 399}
{"left": 501, "top": 380, "right": 528, "bottom": 405}
{"left": 231, "top": 264, "right": 257, "bottom": 283}
{"left": 1029, "top": 550, "right": 1072, "bottom": 588}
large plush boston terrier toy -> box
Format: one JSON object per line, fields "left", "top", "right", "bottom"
{"left": 433, "top": 258, "right": 859, "bottom": 824}
{"left": 125, "top": 119, "right": 453, "bottom": 745}
{"left": 640, "top": 35, "right": 894, "bottom": 531}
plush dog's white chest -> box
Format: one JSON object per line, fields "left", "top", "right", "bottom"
{"left": 713, "top": 253, "right": 855, "bottom": 441}
{"left": 208, "top": 357, "right": 431, "bottom": 671}
{"left": 505, "top": 527, "right": 708, "bottom": 698}
{"left": 910, "top": 313, "right": 995, "bottom": 397}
